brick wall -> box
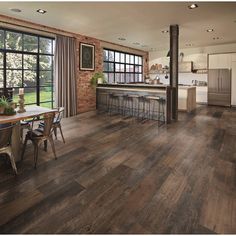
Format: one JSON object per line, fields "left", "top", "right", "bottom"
{"left": 75, "top": 35, "right": 103, "bottom": 113}
{"left": 0, "top": 14, "right": 149, "bottom": 114}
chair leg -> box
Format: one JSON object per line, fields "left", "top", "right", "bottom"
{"left": 44, "top": 140, "right": 48, "bottom": 152}
{"left": 54, "top": 127, "right": 57, "bottom": 140}
{"left": 58, "top": 124, "right": 65, "bottom": 143}
{"left": 21, "top": 136, "right": 29, "bottom": 161}
{"left": 48, "top": 136, "right": 57, "bottom": 160}
{"left": 33, "top": 143, "right": 39, "bottom": 169}
{"left": 6, "top": 148, "right": 17, "bottom": 175}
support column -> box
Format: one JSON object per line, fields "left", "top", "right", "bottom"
{"left": 169, "top": 24, "right": 179, "bottom": 121}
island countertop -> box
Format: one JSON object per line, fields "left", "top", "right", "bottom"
{"left": 97, "top": 83, "right": 168, "bottom": 89}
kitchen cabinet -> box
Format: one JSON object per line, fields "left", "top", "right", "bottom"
{"left": 208, "top": 54, "right": 232, "bottom": 69}
{"left": 232, "top": 53, "right": 236, "bottom": 62}
{"left": 232, "top": 61, "right": 236, "bottom": 106}
{"left": 208, "top": 69, "right": 231, "bottom": 106}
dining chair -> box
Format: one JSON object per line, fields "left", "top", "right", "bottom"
{"left": 21, "top": 112, "right": 57, "bottom": 169}
{"left": 0, "top": 124, "right": 17, "bottom": 174}
{"left": 39, "top": 107, "right": 65, "bottom": 143}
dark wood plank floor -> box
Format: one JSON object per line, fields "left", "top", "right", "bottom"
{"left": 0, "top": 105, "right": 235, "bottom": 234}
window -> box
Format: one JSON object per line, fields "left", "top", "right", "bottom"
{"left": 0, "top": 28, "right": 54, "bottom": 108}
{"left": 103, "top": 49, "right": 143, "bottom": 84}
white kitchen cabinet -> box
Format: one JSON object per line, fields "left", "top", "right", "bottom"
{"left": 232, "top": 61, "right": 236, "bottom": 106}
{"left": 196, "top": 86, "right": 207, "bottom": 104}
{"left": 231, "top": 53, "right": 236, "bottom": 62}
{"left": 208, "top": 54, "right": 232, "bottom": 69}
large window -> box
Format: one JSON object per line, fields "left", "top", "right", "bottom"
{"left": 103, "top": 49, "right": 143, "bottom": 84}
{"left": 0, "top": 28, "right": 54, "bottom": 108}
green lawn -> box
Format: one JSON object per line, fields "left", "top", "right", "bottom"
{"left": 13, "top": 90, "right": 53, "bottom": 108}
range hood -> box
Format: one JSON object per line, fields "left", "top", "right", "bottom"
{"left": 179, "top": 61, "right": 193, "bottom": 73}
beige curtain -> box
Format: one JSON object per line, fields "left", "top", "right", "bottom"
{"left": 54, "top": 35, "right": 77, "bottom": 117}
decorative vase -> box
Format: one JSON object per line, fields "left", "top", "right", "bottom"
{"left": 97, "top": 78, "right": 103, "bottom": 84}
{"left": 17, "top": 94, "right": 26, "bottom": 113}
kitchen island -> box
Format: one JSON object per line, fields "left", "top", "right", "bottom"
{"left": 96, "top": 84, "right": 171, "bottom": 123}
{"left": 97, "top": 84, "right": 196, "bottom": 121}
{"left": 178, "top": 86, "right": 197, "bottom": 112}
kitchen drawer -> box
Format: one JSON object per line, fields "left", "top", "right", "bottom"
{"left": 208, "top": 93, "right": 231, "bottom": 106}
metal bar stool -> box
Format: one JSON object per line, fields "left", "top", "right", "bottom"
{"left": 123, "top": 94, "right": 139, "bottom": 117}
{"left": 108, "top": 93, "right": 123, "bottom": 115}
{"left": 98, "top": 92, "right": 109, "bottom": 112}
{"left": 145, "top": 96, "right": 166, "bottom": 124}
{"left": 137, "top": 95, "right": 146, "bottom": 120}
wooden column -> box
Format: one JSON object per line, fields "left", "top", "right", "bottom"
{"left": 169, "top": 24, "right": 179, "bottom": 120}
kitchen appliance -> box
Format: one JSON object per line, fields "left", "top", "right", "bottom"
{"left": 208, "top": 69, "right": 231, "bottom": 107}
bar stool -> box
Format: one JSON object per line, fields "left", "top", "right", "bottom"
{"left": 145, "top": 96, "right": 165, "bottom": 124}
{"left": 137, "top": 95, "right": 146, "bottom": 120}
{"left": 108, "top": 93, "right": 123, "bottom": 115}
{"left": 98, "top": 92, "right": 109, "bottom": 112}
{"left": 123, "top": 94, "right": 139, "bottom": 117}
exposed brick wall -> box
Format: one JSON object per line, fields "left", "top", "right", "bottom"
{"left": 0, "top": 14, "right": 149, "bottom": 114}
{"left": 75, "top": 35, "right": 103, "bottom": 113}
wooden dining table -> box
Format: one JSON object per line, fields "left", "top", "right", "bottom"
{"left": 0, "top": 105, "right": 56, "bottom": 162}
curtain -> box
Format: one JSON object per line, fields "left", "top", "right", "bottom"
{"left": 54, "top": 35, "right": 77, "bottom": 117}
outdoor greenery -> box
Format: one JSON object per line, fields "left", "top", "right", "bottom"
{"left": 0, "top": 29, "right": 54, "bottom": 107}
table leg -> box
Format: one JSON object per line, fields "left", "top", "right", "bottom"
{"left": 12, "top": 122, "right": 22, "bottom": 162}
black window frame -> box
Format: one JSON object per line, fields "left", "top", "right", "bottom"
{"left": 103, "top": 48, "right": 143, "bottom": 84}
{"left": 0, "top": 27, "right": 55, "bottom": 108}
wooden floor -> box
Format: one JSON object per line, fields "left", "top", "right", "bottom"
{"left": 0, "top": 105, "right": 235, "bottom": 234}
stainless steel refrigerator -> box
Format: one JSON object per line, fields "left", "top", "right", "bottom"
{"left": 208, "top": 69, "right": 231, "bottom": 107}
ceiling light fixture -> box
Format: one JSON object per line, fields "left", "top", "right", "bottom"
{"left": 37, "top": 9, "right": 47, "bottom": 14}
{"left": 186, "top": 43, "right": 193, "bottom": 46}
{"left": 206, "top": 29, "right": 214, "bottom": 32}
{"left": 188, "top": 4, "right": 198, "bottom": 9}
{"left": 141, "top": 45, "right": 148, "bottom": 48}
{"left": 162, "top": 30, "right": 169, "bottom": 33}
{"left": 118, "top": 37, "right": 126, "bottom": 41}
{"left": 10, "top": 8, "right": 22, "bottom": 13}
{"left": 213, "top": 37, "right": 220, "bottom": 40}
{"left": 133, "top": 42, "right": 140, "bottom": 45}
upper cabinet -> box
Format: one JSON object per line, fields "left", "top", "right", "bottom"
{"left": 208, "top": 54, "right": 232, "bottom": 69}
{"left": 231, "top": 53, "right": 236, "bottom": 62}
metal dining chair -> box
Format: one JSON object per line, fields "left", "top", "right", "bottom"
{"left": 21, "top": 112, "right": 57, "bottom": 169}
{"left": 39, "top": 107, "right": 65, "bottom": 143}
{"left": 0, "top": 124, "right": 17, "bottom": 174}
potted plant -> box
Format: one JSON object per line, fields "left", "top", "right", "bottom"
{"left": 90, "top": 72, "right": 107, "bottom": 87}
{"left": 0, "top": 97, "right": 9, "bottom": 114}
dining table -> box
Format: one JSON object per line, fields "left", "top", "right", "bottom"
{"left": 0, "top": 105, "right": 56, "bottom": 162}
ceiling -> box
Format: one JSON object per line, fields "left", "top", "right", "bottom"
{"left": 0, "top": 2, "right": 236, "bottom": 52}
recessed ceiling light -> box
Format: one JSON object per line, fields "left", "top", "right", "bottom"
{"left": 10, "top": 8, "right": 22, "bottom": 13}
{"left": 141, "top": 45, "right": 148, "bottom": 48}
{"left": 133, "top": 42, "right": 140, "bottom": 45}
{"left": 188, "top": 4, "right": 198, "bottom": 9}
{"left": 206, "top": 29, "right": 214, "bottom": 32}
{"left": 118, "top": 37, "right": 126, "bottom": 41}
{"left": 162, "top": 30, "right": 169, "bottom": 33}
{"left": 213, "top": 37, "right": 220, "bottom": 40}
{"left": 186, "top": 43, "right": 193, "bottom": 46}
{"left": 37, "top": 9, "right": 47, "bottom": 14}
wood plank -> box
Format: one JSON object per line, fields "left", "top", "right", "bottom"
{"left": 0, "top": 105, "right": 235, "bottom": 233}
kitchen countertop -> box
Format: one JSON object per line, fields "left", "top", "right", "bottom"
{"left": 97, "top": 83, "right": 168, "bottom": 89}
